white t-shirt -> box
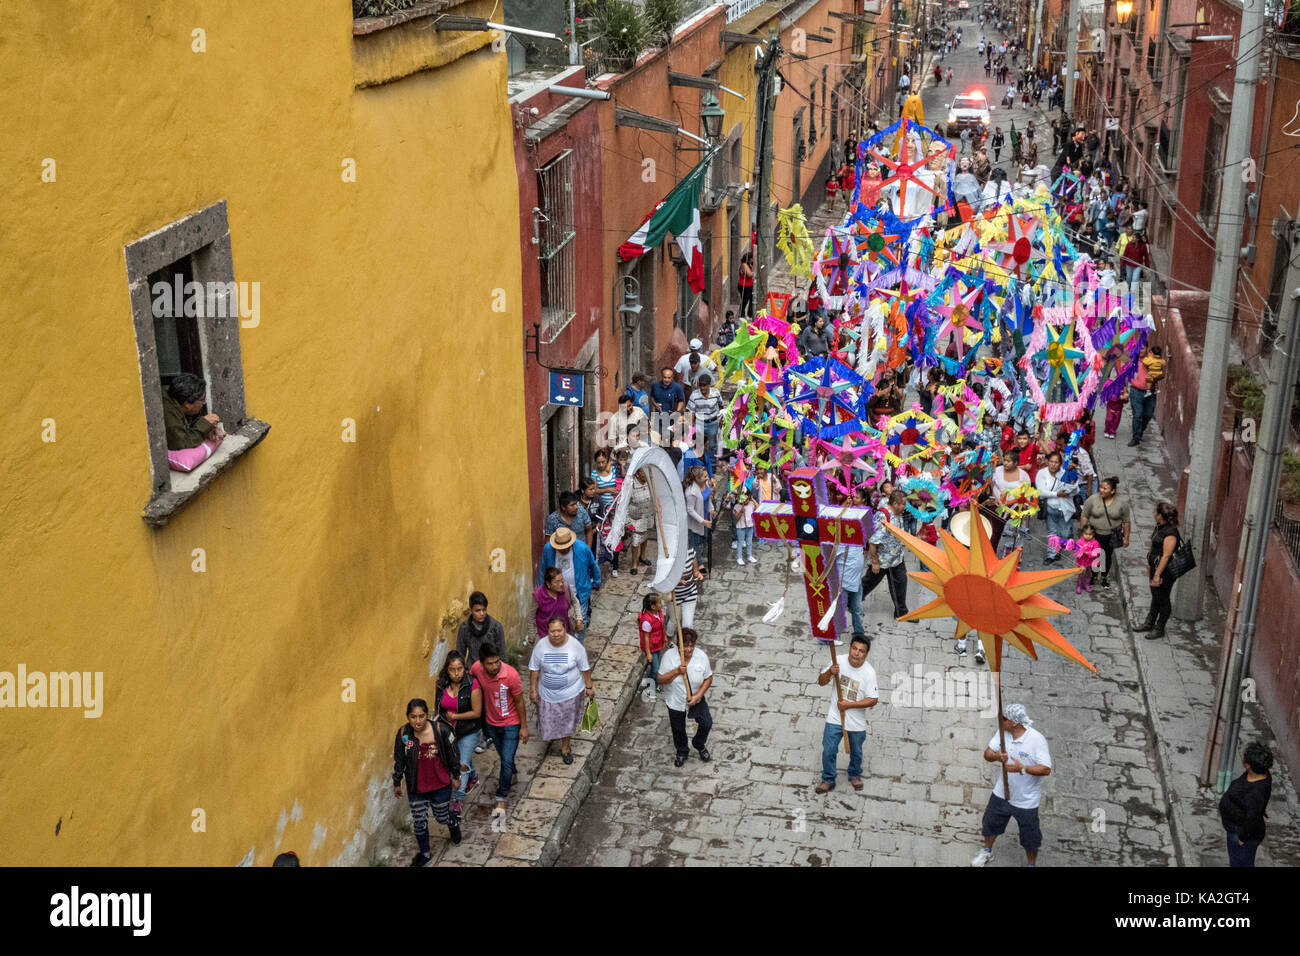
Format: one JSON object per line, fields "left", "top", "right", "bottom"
{"left": 529, "top": 637, "right": 590, "bottom": 704}
{"left": 658, "top": 646, "right": 712, "bottom": 712}
{"left": 674, "top": 353, "right": 718, "bottom": 387}
{"left": 821, "top": 658, "right": 878, "bottom": 733}
{"left": 987, "top": 727, "right": 1052, "bottom": 808}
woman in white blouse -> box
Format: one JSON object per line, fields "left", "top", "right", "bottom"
{"left": 991, "top": 449, "right": 1030, "bottom": 556}
{"left": 1035, "top": 450, "right": 1078, "bottom": 563}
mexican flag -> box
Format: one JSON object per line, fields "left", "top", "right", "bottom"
{"left": 618, "top": 154, "right": 713, "bottom": 293}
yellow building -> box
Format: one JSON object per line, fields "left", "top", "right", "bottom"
{"left": 0, "top": 1, "right": 531, "bottom": 865}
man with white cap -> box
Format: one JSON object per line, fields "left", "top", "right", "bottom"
{"left": 674, "top": 338, "right": 718, "bottom": 395}
{"left": 972, "top": 703, "right": 1052, "bottom": 866}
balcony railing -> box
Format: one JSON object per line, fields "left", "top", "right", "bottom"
{"left": 727, "top": 0, "right": 765, "bottom": 22}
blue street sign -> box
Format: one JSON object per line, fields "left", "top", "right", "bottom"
{"left": 549, "top": 369, "right": 584, "bottom": 406}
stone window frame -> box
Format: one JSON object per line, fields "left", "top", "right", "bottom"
{"left": 123, "top": 200, "right": 270, "bottom": 527}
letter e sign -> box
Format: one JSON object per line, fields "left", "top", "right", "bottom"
{"left": 549, "top": 369, "right": 584, "bottom": 407}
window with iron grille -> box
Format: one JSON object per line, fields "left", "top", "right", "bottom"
{"left": 537, "top": 150, "right": 577, "bottom": 343}
{"left": 1199, "top": 115, "right": 1226, "bottom": 227}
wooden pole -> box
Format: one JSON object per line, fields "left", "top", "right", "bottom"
{"left": 648, "top": 476, "right": 693, "bottom": 699}
{"left": 827, "top": 640, "right": 851, "bottom": 754}
{"left": 993, "top": 637, "right": 1011, "bottom": 798}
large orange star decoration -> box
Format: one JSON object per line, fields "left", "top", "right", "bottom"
{"left": 884, "top": 502, "right": 1096, "bottom": 675}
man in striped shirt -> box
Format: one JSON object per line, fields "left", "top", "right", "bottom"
{"left": 687, "top": 374, "right": 723, "bottom": 463}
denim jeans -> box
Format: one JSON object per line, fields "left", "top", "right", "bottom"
{"left": 454, "top": 730, "right": 480, "bottom": 799}
{"left": 1130, "top": 386, "right": 1157, "bottom": 441}
{"left": 575, "top": 597, "right": 590, "bottom": 644}
{"left": 821, "top": 721, "right": 866, "bottom": 783}
{"left": 701, "top": 420, "right": 720, "bottom": 462}
{"left": 482, "top": 722, "right": 520, "bottom": 799}
{"left": 734, "top": 525, "right": 754, "bottom": 561}
{"left": 1125, "top": 264, "right": 1142, "bottom": 288}
{"left": 845, "top": 588, "right": 864, "bottom": 635}
{"left": 1226, "top": 832, "right": 1261, "bottom": 867}
{"left": 644, "top": 650, "right": 662, "bottom": 685}
{"left": 1045, "top": 510, "right": 1072, "bottom": 557}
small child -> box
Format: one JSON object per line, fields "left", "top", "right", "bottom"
{"left": 637, "top": 593, "right": 667, "bottom": 700}
{"left": 1049, "top": 529, "right": 1102, "bottom": 592}
{"left": 1105, "top": 386, "right": 1128, "bottom": 439}
{"left": 825, "top": 171, "right": 840, "bottom": 212}
{"left": 1072, "top": 526, "right": 1102, "bottom": 592}
{"left": 733, "top": 491, "right": 757, "bottom": 565}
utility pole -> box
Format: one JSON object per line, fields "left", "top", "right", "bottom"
{"left": 1173, "top": 0, "right": 1266, "bottom": 620}
{"left": 754, "top": 29, "right": 781, "bottom": 308}
{"left": 568, "top": 0, "right": 578, "bottom": 66}
{"left": 1203, "top": 230, "right": 1300, "bottom": 790}
{"left": 1063, "top": 0, "right": 1081, "bottom": 116}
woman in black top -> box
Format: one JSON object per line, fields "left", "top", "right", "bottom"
{"left": 1219, "top": 742, "right": 1273, "bottom": 866}
{"left": 1135, "top": 502, "right": 1179, "bottom": 640}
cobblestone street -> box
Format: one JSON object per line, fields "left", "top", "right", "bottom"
{"left": 557, "top": 28, "right": 1300, "bottom": 866}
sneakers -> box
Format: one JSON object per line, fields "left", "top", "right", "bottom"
{"left": 1104, "top": 432, "right": 1116, "bottom": 439}
{"left": 971, "top": 847, "right": 994, "bottom": 867}
{"left": 611, "top": 569, "right": 619, "bottom": 578}
{"left": 748, "top": 555, "right": 758, "bottom": 564}
{"left": 410, "top": 851, "right": 432, "bottom": 867}
{"left": 697, "top": 747, "right": 712, "bottom": 762}
{"left": 474, "top": 743, "right": 486, "bottom": 754}
{"left": 674, "top": 754, "right": 688, "bottom": 767}
{"left": 975, "top": 648, "right": 986, "bottom": 665}
{"left": 737, "top": 556, "right": 745, "bottom": 566}
{"left": 956, "top": 641, "right": 968, "bottom": 658}
{"left": 641, "top": 685, "right": 657, "bottom": 704}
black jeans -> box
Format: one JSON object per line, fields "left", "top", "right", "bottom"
{"left": 1148, "top": 574, "right": 1175, "bottom": 627}
{"left": 738, "top": 285, "right": 754, "bottom": 318}
{"left": 862, "top": 562, "right": 909, "bottom": 617}
{"left": 668, "top": 700, "right": 712, "bottom": 757}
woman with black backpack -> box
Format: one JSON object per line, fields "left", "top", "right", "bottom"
{"left": 1135, "top": 502, "right": 1183, "bottom": 640}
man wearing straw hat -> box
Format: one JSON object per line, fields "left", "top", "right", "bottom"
{"left": 537, "top": 527, "right": 601, "bottom": 644}
{"left": 972, "top": 703, "right": 1052, "bottom": 867}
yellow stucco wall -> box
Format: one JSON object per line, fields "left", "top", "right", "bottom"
{"left": 0, "top": 3, "right": 531, "bottom": 865}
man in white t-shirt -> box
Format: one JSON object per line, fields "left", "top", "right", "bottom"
{"left": 972, "top": 703, "right": 1053, "bottom": 866}
{"left": 674, "top": 339, "right": 718, "bottom": 391}
{"left": 815, "top": 634, "right": 879, "bottom": 793}
{"left": 657, "top": 628, "right": 714, "bottom": 767}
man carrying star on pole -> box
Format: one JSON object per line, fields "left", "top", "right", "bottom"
{"left": 972, "top": 703, "right": 1053, "bottom": 867}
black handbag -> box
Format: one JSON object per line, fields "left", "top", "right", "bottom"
{"left": 1100, "top": 497, "right": 1124, "bottom": 550}
{"left": 1165, "top": 532, "right": 1197, "bottom": 581}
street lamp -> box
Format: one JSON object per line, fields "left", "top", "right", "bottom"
{"left": 700, "top": 92, "right": 725, "bottom": 143}
{"left": 1115, "top": 0, "right": 1134, "bottom": 25}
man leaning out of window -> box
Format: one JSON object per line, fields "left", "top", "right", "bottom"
{"left": 162, "top": 372, "right": 224, "bottom": 450}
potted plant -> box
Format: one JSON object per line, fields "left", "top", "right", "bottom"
{"left": 594, "top": 0, "right": 647, "bottom": 70}
{"left": 1240, "top": 379, "right": 1266, "bottom": 423}
{"left": 1226, "top": 363, "right": 1251, "bottom": 405}
{"left": 1282, "top": 451, "right": 1300, "bottom": 520}
{"left": 644, "top": 0, "right": 683, "bottom": 47}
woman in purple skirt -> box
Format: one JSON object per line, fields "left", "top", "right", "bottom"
{"left": 529, "top": 617, "right": 594, "bottom": 765}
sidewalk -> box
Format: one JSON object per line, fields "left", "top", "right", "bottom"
{"left": 1097, "top": 421, "right": 1300, "bottom": 865}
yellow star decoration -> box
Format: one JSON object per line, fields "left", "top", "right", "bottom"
{"left": 884, "top": 503, "right": 1096, "bottom": 675}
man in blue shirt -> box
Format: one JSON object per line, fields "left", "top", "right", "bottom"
{"left": 628, "top": 372, "right": 651, "bottom": 418}
{"left": 649, "top": 366, "right": 685, "bottom": 447}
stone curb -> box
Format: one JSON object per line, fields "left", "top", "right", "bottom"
{"left": 1092, "top": 442, "right": 1189, "bottom": 866}
{"left": 533, "top": 644, "right": 645, "bottom": 867}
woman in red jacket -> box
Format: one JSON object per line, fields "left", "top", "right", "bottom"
{"left": 1121, "top": 232, "right": 1151, "bottom": 288}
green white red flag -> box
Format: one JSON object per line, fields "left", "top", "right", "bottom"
{"left": 618, "top": 154, "right": 713, "bottom": 293}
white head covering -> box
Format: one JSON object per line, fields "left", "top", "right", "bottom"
{"left": 1003, "top": 703, "right": 1032, "bottom": 727}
